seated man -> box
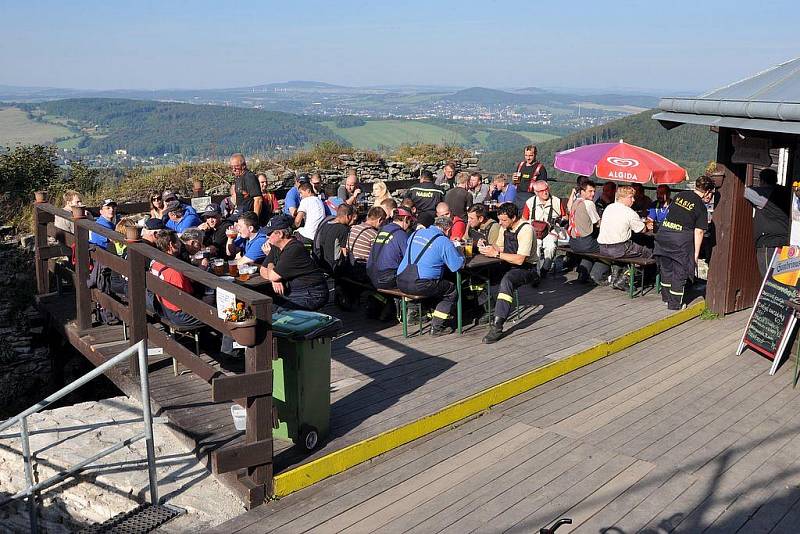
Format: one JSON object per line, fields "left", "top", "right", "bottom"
{"left": 444, "top": 171, "right": 473, "bottom": 219}
{"left": 338, "top": 170, "right": 365, "bottom": 206}
{"left": 567, "top": 179, "right": 608, "bottom": 284}
{"left": 631, "top": 183, "right": 653, "bottom": 215}
{"left": 282, "top": 175, "right": 306, "bottom": 217}
{"left": 198, "top": 203, "right": 233, "bottom": 257}
{"left": 396, "top": 215, "right": 465, "bottom": 336}
{"left": 467, "top": 203, "right": 500, "bottom": 244}
{"left": 165, "top": 201, "right": 202, "bottom": 233}
{"left": 55, "top": 189, "right": 83, "bottom": 233}
{"left": 346, "top": 206, "right": 385, "bottom": 280}
{"left": 150, "top": 230, "right": 203, "bottom": 328}
{"left": 259, "top": 215, "right": 329, "bottom": 311}
{"left": 161, "top": 190, "right": 199, "bottom": 221}
{"left": 477, "top": 202, "right": 538, "bottom": 344}
{"left": 489, "top": 174, "right": 517, "bottom": 204}
{"left": 648, "top": 184, "right": 672, "bottom": 226}
{"left": 597, "top": 185, "right": 654, "bottom": 290}
{"left": 435, "top": 202, "right": 466, "bottom": 240}
{"left": 226, "top": 211, "right": 267, "bottom": 265}
{"left": 367, "top": 207, "right": 415, "bottom": 289}
{"left": 179, "top": 228, "right": 210, "bottom": 270}
{"left": 89, "top": 199, "right": 118, "bottom": 249}
{"left": 142, "top": 217, "right": 166, "bottom": 245}
{"left": 468, "top": 172, "right": 489, "bottom": 204}
{"left": 314, "top": 203, "right": 357, "bottom": 275}
{"left": 380, "top": 198, "right": 398, "bottom": 219}
{"left": 294, "top": 181, "right": 326, "bottom": 246}
{"left": 523, "top": 180, "right": 565, "bottom": 276}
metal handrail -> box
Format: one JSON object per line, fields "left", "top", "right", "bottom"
{"left": 0, "top": 340, "right": 158, "bottom": 534}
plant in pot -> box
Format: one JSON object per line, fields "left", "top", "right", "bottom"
{"left": 224, "top": 301, "right": 257, "bottom": 346}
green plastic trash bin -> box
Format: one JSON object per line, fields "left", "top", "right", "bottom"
{"left": 272, "top": 309, "right": 342, "bottom": 451}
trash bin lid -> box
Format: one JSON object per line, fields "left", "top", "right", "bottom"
{"left": 272, "top": 310, "right": 342, "bottom": 340}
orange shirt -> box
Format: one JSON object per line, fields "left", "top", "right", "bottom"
{"left": 150, "top": 261, "right": 193, "bottom": 312}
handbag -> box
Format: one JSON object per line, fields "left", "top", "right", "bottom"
{"left": 531, "top": 220, "right": 550, "bottom": 240}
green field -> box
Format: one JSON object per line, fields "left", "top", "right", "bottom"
{"left": 323, "top": 119, "right": 468, "bottom": 149}
{"left": 0, "top": 107, "right": 73, "bottom": 146}
{"left": 512, "top": 130, "right": 560, "bottom": 143}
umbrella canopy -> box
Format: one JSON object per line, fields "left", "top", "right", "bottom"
{"left": 553, "top": 140, "right": 688, "bottom": 184}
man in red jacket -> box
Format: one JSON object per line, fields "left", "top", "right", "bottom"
{"left": 435, "top": 202, "right": 466, "bottom": 240}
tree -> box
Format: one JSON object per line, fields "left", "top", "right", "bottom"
{"left": 0, "top": 144, "right": 60, "bottom": 228}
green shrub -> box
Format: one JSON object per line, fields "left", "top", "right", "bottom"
{"left": 392, "top": 143, "right": 471, "bottom": 164}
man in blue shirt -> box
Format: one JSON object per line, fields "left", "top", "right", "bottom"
{"left": 282, "top": 175, "right": 308, "bottom": 217}
{"left": 89, "top": 199, "right": 118, "bottom": 249}
{"left": 165, "top": 201, "right": 202, "bottom": 233}
{"left": 161, "top": 190, "right": 199, "bottom": 222}
{"left": 226, "top": 211, "right": 267, "bottom": 265}
{"left": 367, "top": 207, "right": 415, "bottom": 289}
{"left": 396, "top": 216, "right": 465, "bottom": 336}
{"left": 490, "top": 174, "right": 517, "bottom": 204}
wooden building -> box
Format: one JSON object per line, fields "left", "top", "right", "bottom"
{"left": 653, "top": 57, "right": 800, "bottom": 314}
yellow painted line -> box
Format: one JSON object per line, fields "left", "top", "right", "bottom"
{"left": 273, "top": 301, "right": 705, "bottom": 497}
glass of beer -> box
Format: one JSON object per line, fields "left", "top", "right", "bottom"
{"left": 464, "top": 238, "right": 473, "bottom": 257}
{"left": 226, "top": 227, "right": 238, "bottom": 240}
{"left": 228, "top": 262, "right": 239, "bottom": 277}
{"left": 239, "top": 264, "right": 257, "bottom": 281}
{"left": 211, "top": 259, "right": 226, "bottom": 275}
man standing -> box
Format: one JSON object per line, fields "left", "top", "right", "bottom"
{"left": 489, "top": 174, "right": 517, "bottom": 204}
{"left": 435, "top": 202, "right": 467, "bottom": 240}
{"left": 478, "top": 203, "right": 538, "bottom": 344}
{"left": 294, "top": 181, "right": 327, "bottom": 246}
{"left": 514, "top": 145, "right": 547, "bottom": 207}
{"left": 229, "top": 153, "right": 262, "bottom": 219}
{"left": 523, "top": 181, "right": 565, "bottom": 276}
{"left": 597, "top": 185, "right": 654, "bottom": 290}
{"left": 227, "top": 211, "right": 267, "bottom": 266}
{"left": 467, "top": 204, "right": 500, "bottom": 244}
{"left": 338, "top": 170, "right": 364, "bottom": 206}
{"left": 405, "top": 170, "right": 445, "bottom": 220}
{"left": 567, "top": 180, "right": 607, "bottom": 284}
{"left": 257, "top": 173, "right": 280, "bottom": 223}
{"left": 468, "top": 172, "right": 489, "bottom": 204}
{"left": 655, "top": 176, "right": 714, "bottom": 310}
{"left": 745, "top": 168, "right": 790, "bottom": 276}
{"left": 397, "top": 216, "right": 465, "bottom": 336}
{"left": 89, "top": 199, "right": 118, "bottom": 249}
{"left": 444, "top": 171, "right": 473, "bottom": 220}
{"left": 435, "top": 162, "right": 457, "bottom": 188}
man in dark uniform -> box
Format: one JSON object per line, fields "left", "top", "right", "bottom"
{"left": 654, "top": 176, "right": 715, "bottom": 310}
{"left": 198, "top": 203, "right": 233, "bottom": 258}
{"left": 367, "top": 207, "right": 415, "bottom": 289}
{"left": 477, "top": 202, "right": 538, "bottom": 344}
{"left": 229, "top": 153, "right": 263, "bottom": 219}
{"left": 404, "top": 170, "right": 445, "bottom": 221}
{"left": 514, "top": 144, "right": 548, "bottom": 208}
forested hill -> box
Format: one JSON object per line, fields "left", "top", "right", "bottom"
{"left": 480, "top": 109, "right": 717, "bottom": 181}
{"left": 28, "top": 98, "right": 345, "bottom": 157}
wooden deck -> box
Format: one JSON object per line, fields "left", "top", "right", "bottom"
{"left": 210, "top": 310, "right": 800, "bottom": 534}
{"left": 37, "top": 271, "right": 690, "bottom": 502}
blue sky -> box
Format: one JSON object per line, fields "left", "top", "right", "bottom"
{"left": 0, "top": 0, "right": 797, "bottom": 94}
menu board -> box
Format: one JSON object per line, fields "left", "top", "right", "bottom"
{"left": 738, "top": 247, "right": 800, "bottom": 375}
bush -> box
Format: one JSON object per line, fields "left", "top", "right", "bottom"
{"left": 334, "top": 115, "right": 366, "bottom": 128}
{"left": 392, "top": 143, "right": 471, "bottom": 164}
{"left": 0, "top": 144, "right": 61, "bottom": 230}
{"left": 283, "top": 141, "right": 380, "bottom": 170}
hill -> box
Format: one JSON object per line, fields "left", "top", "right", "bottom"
{"left": 480, "top": 109, "right": 716, "bottom": 183}
{"left": 439, "top": 87, "right": 659, "bottom": 109}
{"left": 25, "top": 98, "right": 345, "bottom": 157}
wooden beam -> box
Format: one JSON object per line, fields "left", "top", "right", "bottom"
{"left": 146, "top": 324, "right": 224, "bottom": 383}
{"left": 211, "top": 371, "right": 272, "bottom": 402}
{"left": 89, "top": 288, "right": 131, "bottom": 323}
{"left": 212, "top": 439, "right": 272, "bottom": 475}
{"left": 90, "top": 246, "right": 131, "bottom": 277}
{"left": 245, "top": 300, "right": 273, "bottom": 489}
{"left": 73, "top": 223, "right": 92, "bottom": 331}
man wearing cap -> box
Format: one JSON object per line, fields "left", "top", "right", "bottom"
{"left": 229, "top": 153, "right": 262, "bottom": 219}
{"left": 160, "top": 190, "right": 198, "bottom": 222}
{"left": 227, "top": 211, "right": 267, "bottom": 265}
{"left": 283, "top": 175, "right": 307, "bottom": 217}
{"left": 165, "top": 200, "right": 202, "bottom": 233}
{"left": 198, "top": 203, "right": 233, "bottom": 257}
{"left": 259, "top": 215, "right": 329, "bottom": 311}
{"left": 397, "top": 216, "right": 465, "bottom": 336}
{"left": 368, "top": 207, "right": 415, "bottom": 290}
{"left": 89, "top": 199, "right": 118, "bottom": 249}
{"left": 142, "top": 217, "right": 166, "bottom": 244}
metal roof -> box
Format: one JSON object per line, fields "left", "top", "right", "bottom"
{"left": 653, "top": 57, "right": 800, "bottom": 134}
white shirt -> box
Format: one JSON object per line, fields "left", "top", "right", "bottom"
{"left": 597, "top": 202, "right": 645, "bottom": 245}
{"left": 525, "top": 195, "right": 563, "bottom": 224}
{"left": 297, "top": 196, "right": 326, "bottom": 240}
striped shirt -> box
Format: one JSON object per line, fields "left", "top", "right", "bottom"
{"left": 347, "top": 223, "right": 379, "bottom": 262}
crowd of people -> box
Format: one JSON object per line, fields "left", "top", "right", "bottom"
{"left": 63, "top": 145, "right": 718, "bottom": 357}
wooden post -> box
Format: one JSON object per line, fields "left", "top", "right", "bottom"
{"left": 73, "top": 220, "right": 93, "bottom": 331}
{"left": 244, "top": 300, "right": 273, "bottom": 497}
{"left": 32, "top": 205, "right": 53, "bottom": 295}
{"left": 126, "top": 246, "right": 149, "bottom": 377}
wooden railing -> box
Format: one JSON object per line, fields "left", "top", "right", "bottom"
{"left": 32, "top": 200, "right": 274, "bottom": 508}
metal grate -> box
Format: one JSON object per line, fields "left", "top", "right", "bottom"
{"left": 79, "top": 503, "right": 184, "bottom": 534}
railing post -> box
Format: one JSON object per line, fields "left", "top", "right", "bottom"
{"left": 32, "top": 204, "right": 53, "bottom": 295}
{"left": 127, "top": 246, "right": 149, "bottom": 377}
{"left": 20, "top": 418, "right": 38, "bottom": 534}
{"left": 137, "top": 341, "right": 159, "bottom": 505}
{"left": 73, "top": 220, "right": 93, "bottom": 331}
{"left": 245, "top": 300, "right": 273, "bottom": 496}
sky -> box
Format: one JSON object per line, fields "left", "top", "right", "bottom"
{"left": 0, "top": 0, "right": 798, "bottom": 95}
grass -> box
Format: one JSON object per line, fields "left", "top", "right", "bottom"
{"left": 511, "top": 129, "right": 560, "bottom": 143}
{"left": 699, "top": 306, "right": 720, "bottom": 320}
{"left": 0, "top": 107, "right": 73, "bottom": 146}
{"left": 323, "top": 119, "right": 468, "bottom": 150}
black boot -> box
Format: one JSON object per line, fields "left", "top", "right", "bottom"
{"left": 483, "top": 317, "right": 506, "bottom": 344}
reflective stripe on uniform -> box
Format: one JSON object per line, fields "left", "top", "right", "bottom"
{"left": 498, "top": 292, "right": 514, "bottom": 303}
{"left": 660, "top": 281, "right": 671, "bottom": 287}
{"left": 432, "top": 310, "right": 450, "bottom": 320}
{"left": 669, "top": 289, "right": 684, "bottom": 296}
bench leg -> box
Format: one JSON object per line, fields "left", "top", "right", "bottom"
{"left": 401, "top": 298, "right": 408, "bottom": 338}
{"left": 655, "top": 272, "right": 661, "bottom": 294}
{"left": 418, "top": 302, "right": 423, "bottom": 337}
{"left": 457, "top": 271, "right": 463, "bottom": 335}
{"left": 628, "top": 265, "right": 635, "bottom": 298}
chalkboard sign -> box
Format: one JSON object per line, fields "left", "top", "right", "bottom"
{"left": 738, "top": 247, "right": 800, "bottom": 375}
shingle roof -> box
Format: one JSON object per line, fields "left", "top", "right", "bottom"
{"left": 653, "top": 57, "right": 800, "bottom": 134}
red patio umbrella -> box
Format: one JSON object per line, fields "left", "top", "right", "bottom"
{"left": 553, "top": 140, "right": 688, "bottom": 184}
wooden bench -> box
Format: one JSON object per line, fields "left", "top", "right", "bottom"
{"left": 557, "top": 245, "right": 661, "bottom": 298}
{"left": 377, "top": 288, "right": 428, "bottom": 338}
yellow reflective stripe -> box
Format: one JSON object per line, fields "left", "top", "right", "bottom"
{"left": 498, "top": 292, "right": 514, "bottom": 303}
{"left": 432, "top": 310, "right": 450, "bottom": 320}
{"left": 372, "top": 293, "right": 387, "bottom": 304}
{"left": 469, "top": 284, "right": 486, "bottom": 291}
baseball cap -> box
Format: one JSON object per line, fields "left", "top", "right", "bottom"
{"left": 395, "top": 207, "right": 415, "bottom": 219}
{"left": 144, "top": 217, "right": 166, "bottom": 230}
{"left": 262, "top": 214, "right": 293, "bottom": 235}
{"left": 162, "top": 190, "right": 177, "bottom": 202}
{"left": 101, "top": 199, "right": 117, "bottom": 207}
{"left": 297, "top": 174, "right": 310, "bottom": 184}
{"left": 164, "top": 200, "right": 183, "bottom": 214}
{"left": 201, "top": 203, "right": 222, "bottom": 219}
